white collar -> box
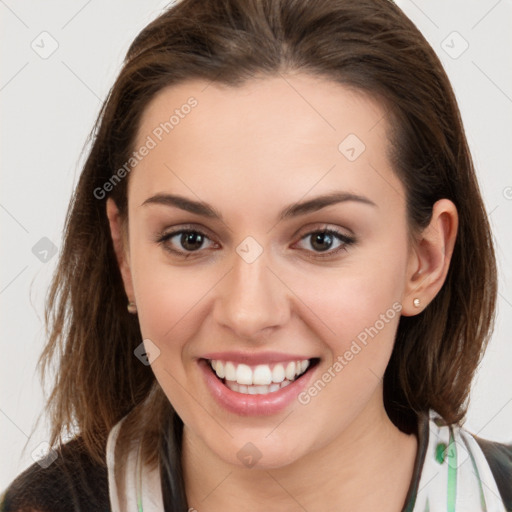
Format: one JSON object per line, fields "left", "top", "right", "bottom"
{"left": 106, "top": 408, "right": 507, "bottom": 511}
{"left": 106, "top": 415, "right": 164, "bottom": 512}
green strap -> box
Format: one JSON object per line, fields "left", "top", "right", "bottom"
{"left": 447, "top": 428, "right": 457, "bottom": 512}
{"left": 136, "top": 439, "right": 144, "bottom": 512}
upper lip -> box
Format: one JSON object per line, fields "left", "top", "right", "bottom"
{"left": 200, "top": 351, "right": 316, "bottom": 365}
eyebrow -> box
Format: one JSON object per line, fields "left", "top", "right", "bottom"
{"left": 141, "top": 191, "right": 377, "bottom": 221}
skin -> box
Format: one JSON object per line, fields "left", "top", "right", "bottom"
{"left": 107, "top": 73, "right": 458, "bottom": 511}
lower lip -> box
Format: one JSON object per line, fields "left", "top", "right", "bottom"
{"left": 198, "top": 359, "right": 317, "bottom": 416}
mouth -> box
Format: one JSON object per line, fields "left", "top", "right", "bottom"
{"left": 203, "top": 357, "right": 320, "bottom": 395}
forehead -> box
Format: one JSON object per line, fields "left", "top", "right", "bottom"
{"left": 129, "top": 74, "right": 402, "bottom": 214}
{"left": 136, "top": 73, "right": 388, "bottom": 149}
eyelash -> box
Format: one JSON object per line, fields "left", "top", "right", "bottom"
{"left": 155, "top": 225, "right": 356, "bottom": 259}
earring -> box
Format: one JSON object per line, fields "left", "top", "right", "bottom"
{"left": 127, "top": 301, "right": 137, "bottom": 314}
{"left": 413, "top": 298, "right": 421, "bottom": 308}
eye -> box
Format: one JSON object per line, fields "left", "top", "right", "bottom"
{"left": 156, "top": 225, "right": 356, "bottom": 259}
{"left": 294, "top": 228, "right": 356, "bottom": 258}
{"left": 156, "top": 227, "right": 217, "bottom": 256}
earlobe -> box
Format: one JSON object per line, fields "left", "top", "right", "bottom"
{"left": 402, "top": 199, "right": 458, "bottom": 316}
{"left": 106, "top": 198, "right": 135, "bottom": 302}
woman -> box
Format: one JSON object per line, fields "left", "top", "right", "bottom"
{"left": 1, "top": 0, "right": 511, "bottom": 510}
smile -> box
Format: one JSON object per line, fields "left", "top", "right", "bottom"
{"left": 209, "top": 359, "right": 311, "bottom": 394}
{"left": 199, "top": 355, "right": 319, "bottom": 416}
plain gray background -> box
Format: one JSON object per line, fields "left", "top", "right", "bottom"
{"left": 1, "top": 0, "right": 511, "bottom": 490}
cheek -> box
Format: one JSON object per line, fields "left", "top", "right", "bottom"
{"left": 133, "top": 260, "right": 215, "bottom": 345}
{"left": 290, "top": 267, "right": 405, "bottom": 420}
{"left": 130, "top": 256, "right": 217, "bottom": 412}
{"left": 285, "top": 238, "right": 408, "bottom": 397}
{"left": 295, "top": 248, "right": 406, "bottom": 340}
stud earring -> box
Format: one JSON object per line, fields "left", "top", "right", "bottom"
{"left": 413, "top": 298, "right": 421, "bottom": 308}
{"left": 127, "top": 301, "right": 137, "bottom": 314}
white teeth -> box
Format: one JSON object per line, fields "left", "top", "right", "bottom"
{"left": 224, "top": 361, "right": 236, "bottom": 381}
{"left": 235, "top": 363, "right": 253, "bottom": 385}
{"left": 224, "top": 380, "right": 296, "bottom": 395}
{"left": 271, "top": 364, "right": 285, "bottom": 383}
{"left": 285, "top": 362, "right": 296, "bottom": 380}
{"left": 215, "top": 360, "right": 225, "bottom": 378}
{"left": 209, "top": 358, "right": 313, "bottom": 393}
{"left": 253, "top": 365, "right": 272, "bottom": 385}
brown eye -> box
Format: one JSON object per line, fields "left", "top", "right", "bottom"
{"left": 295, "top": 229, "right": 356, "bottom": 258}
{"left": 179, "top": 231, "right": 206, "bottom": 251}
{"left": 157, "top": 229, "right": 216, "bottom": 256}
{"left": 310, "top": 232, "right": 335, "bottom": 252}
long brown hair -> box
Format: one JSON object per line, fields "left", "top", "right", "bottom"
{"left": 35, "top": 0, "right": 496, "bottom": 503}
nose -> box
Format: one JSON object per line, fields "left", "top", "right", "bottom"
{"left": 212, "top": 247, "right": 290, "bottom": 342}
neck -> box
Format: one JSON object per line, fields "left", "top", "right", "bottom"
{"left": 182, "top": 389, "right": 418, "bottom": 512}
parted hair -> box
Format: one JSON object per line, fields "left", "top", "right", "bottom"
{"left": 34, "top": 0, "right": 496, "bottom": 508}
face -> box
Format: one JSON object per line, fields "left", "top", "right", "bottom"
{"left": 111, "top": 74, "right": 418, "bottom": 469}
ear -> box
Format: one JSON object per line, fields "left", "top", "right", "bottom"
{"left": 106, "top": 198, "right": 135, "bottom": 302}
{"left": 401, "top": 199, "right": 458, "bottom": 316}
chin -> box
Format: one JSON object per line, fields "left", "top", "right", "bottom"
{"left": 209, "top": 433, "right": 311, "bottom": 470}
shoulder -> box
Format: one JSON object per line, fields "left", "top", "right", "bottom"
{"left": 0, "top": 437, "right": 110, "bottom": 512}
{"left": 414, "top": 410, "right": 512, "bottom": 510}
{"left": 472, "top": 434, "right": 512, "bottom": 510}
